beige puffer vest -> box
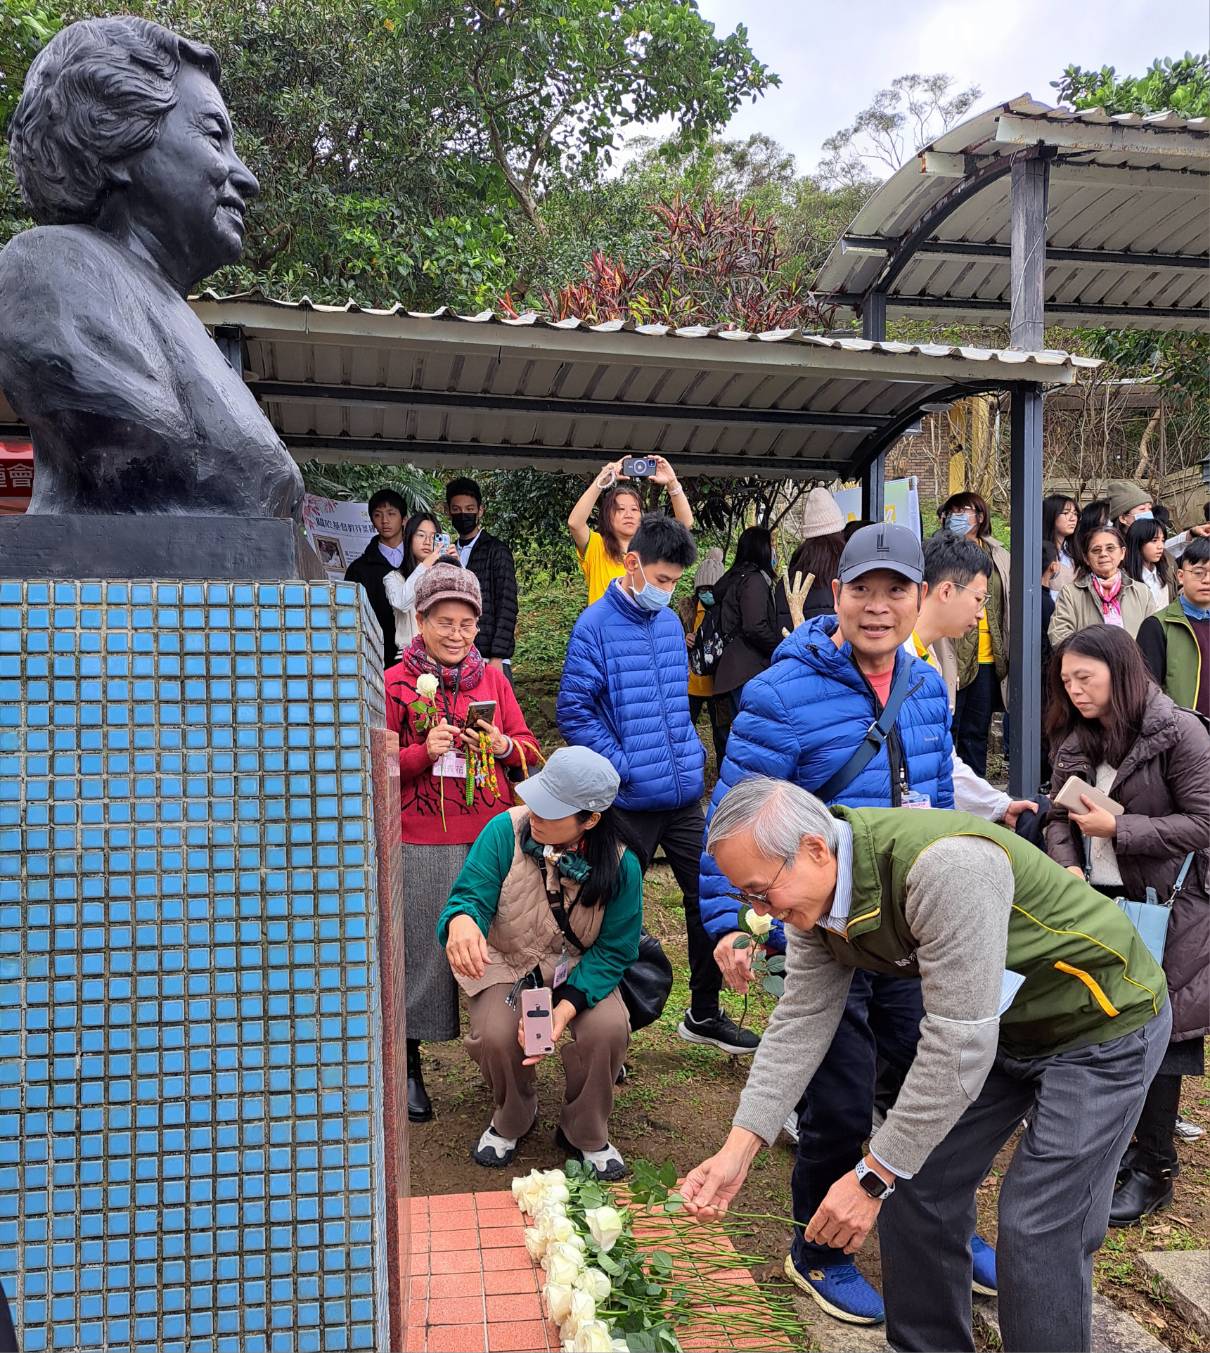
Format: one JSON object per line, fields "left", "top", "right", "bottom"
{"left": 454, "top": 807, "right": 607, "bottom": 997}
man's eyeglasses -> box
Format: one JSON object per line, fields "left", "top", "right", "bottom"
{"left": 1181, "top": 564, "right": 1210, "bottom": 582}
{"left": 953, "top": 582, "right": 988, "bottom": 612}
{"left": 726, "top": 857, "right": 788, "bottom": 909}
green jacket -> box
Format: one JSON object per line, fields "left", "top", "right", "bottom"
{"left": 1138, "top": 598, "right": 1201, "bottom": 710}
{"left": 819, "top": 807, "right": 1167, "bottom": 1057}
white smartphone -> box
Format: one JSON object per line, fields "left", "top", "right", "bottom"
{"left": 1053, "top": 774, "right": 1123, "bottom": 817}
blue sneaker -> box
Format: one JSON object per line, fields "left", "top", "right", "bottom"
{"left": 783, "top": 1254, "right": 885, "bottom": 1324}
{"left": 971, "top": 1234, "right": 997, "bottom": 1296}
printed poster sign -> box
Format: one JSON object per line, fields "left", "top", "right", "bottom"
{"left": 302, "top": 494, "right": 377, "bottom": 581}
{"left": 831, "top": 477, "right": 921, "bottom": 541}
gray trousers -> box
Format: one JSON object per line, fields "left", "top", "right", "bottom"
{"left": 880, "top": 1003, "right": 1170, "bottom": 1353}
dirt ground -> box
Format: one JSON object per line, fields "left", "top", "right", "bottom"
{"left": 409, "top": 866, "right": 1209, "bottom": 1353}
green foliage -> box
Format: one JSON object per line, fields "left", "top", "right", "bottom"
{"left": 1, "top": 0, "right": 59, "bottom": 123}
{"left": 299, "top": 460, "right": 438, "bottom": 515}
{"left": 382, "top": 0, "right": 778, "bottom": 232}
{"left": 1052, "top": 53, "right": 1210, "bottom": 116}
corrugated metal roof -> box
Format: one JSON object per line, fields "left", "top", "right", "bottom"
{"left": 815, "top": 94, "right": 1210, "bottom": 332}
{"left": 167, "top": 294, "right": 1094, "bottom": 480}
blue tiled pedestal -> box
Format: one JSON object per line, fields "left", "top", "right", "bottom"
{"left": 0, "top": 581, "right": 395, "bottom": 1353}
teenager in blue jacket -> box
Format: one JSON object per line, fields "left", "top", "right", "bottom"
{"left": 559, "top": 513, "right": 758, "bottom": 1056}
{"left": 699, "top": 524, "right": 997, "bottom": 1326}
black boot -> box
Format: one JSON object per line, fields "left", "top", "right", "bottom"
{"left": 1109, "top": 1167, "right": 1173, "bottom": 1226}
{"left": 407, "top": 1039, "right": 433, "bottom": 1123}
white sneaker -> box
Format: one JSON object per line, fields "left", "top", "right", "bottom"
{"left": 1175, "top": 1115, "right": 1205, "bottom": 1142}
{"left": 581, "top": 1141, "right": 627, "bottom": 1181}
{"left": 782, "top": 1113, "right": 800, "bottom": 1145}
{"left": 472, "top": 1123, "right": 519, "bottom": 1167}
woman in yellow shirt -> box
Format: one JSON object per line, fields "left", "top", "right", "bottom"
{"left": 567, "top": 455, "right": 695, "bottom": 605}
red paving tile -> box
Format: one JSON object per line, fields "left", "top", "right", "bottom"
{"left": 430, "top": 1227, "right": 480, "bottom": 1253}
{"left": 483, "top": 1269, "right": 538, "bottom": 1296}
{"left": 429, "top": 1272, "right": 482, "bottom": 1299}
{"left": 427, "top": 1295, "right": 486, "bottom": 1325}
{"left": 425, "top": 1326, "right": 488, "bottom": 1353}
{"left": 483, "top": 1291, "right": 541, "bottom": 1322}
{"left": 481, "top": 1246, "right": 531, "bottom": 1272}
{"left": 429, "top": 1249, "right": 482, "bottom": 1275}
{"left": 479, "top": 1225, "right": 525, "bottom": 1248}
{"left": 486, "top": 1320, "right": 548, "bottom": 1352}
{"left": 477, "top": 1209, "right": 525, "bottom": 1229}
{"left": 475, "top": 1190, "right": 519, "bottom": 1209}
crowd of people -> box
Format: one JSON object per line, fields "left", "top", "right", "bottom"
{"left": 344, "top": 460, "right": 1209, "bottom": 1353}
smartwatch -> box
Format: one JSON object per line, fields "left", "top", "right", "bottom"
{"left": 855, "top": 1159, "right": 895, "bottom": 1200}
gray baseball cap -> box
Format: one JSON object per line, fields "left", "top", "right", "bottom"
{"left": 838, "top": 523, "right": 924, "bottom": 584}
{"left": 515, "top": 746, "right": 621, "bottom": 819}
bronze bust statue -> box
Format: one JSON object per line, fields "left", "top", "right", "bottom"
{"left": 0, "top": 16, "right": 304, "bottom": 523}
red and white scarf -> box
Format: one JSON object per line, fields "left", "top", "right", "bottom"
{"left": 1090, "top": 573, "right": 1124, "bottom": 627}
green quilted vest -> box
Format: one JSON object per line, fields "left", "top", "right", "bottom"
{"left": 817, "top": 807, "right": 1167, "bottom": 1057}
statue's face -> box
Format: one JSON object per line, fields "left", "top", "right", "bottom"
{"left": 126, "top": 62, "right": 259, "bottom": 288}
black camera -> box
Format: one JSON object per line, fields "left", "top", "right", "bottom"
{"left": 622, "top": 455, "right": 657, "bottom": 478}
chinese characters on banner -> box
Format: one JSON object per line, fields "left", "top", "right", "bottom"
{"left": 302, "top": 494, "right": 379, "bottom": 581}
{"left": 0, "top": 442, "right": 34, "bottom": 515}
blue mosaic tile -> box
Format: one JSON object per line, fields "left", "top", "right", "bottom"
{"left": 0, "top": 583, "right": 388, "bottom": 1351}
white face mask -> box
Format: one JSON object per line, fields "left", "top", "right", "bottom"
{"left": 632, "top": 563, "right": 674, "bottom": 611}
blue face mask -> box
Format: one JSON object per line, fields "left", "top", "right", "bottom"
{"left": 945, "top": 512, "right": 973, "bottom": 536}
{"left": 1133, "top": 509, "right": 1154, "bottom": 521}
{"left": 633, "top": 563, "right": 674, "bottom": 611}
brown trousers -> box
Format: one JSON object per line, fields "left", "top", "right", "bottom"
{"left": 465, "top": 984, "right": 630, "bottom": 1150}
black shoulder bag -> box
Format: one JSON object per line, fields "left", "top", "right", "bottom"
{"left": 540, "top": 870, "right": 673, "bottom": 1034}
{"left": 813, "top": 660, "right": 918, "bottom": 803}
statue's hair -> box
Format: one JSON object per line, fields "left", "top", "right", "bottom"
{"left": 8, "top": 16, "right": 221, "bottom": 225}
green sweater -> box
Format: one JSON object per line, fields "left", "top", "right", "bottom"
{"left": 436, "top": 811, "right": 644, "bottom": 1008}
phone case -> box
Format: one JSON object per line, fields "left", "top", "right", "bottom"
{"left": 1054, "top": 774, "right": 1123, "bottom": 816}
{"left": 464, "top": 701, "right": 497, "bottom": 731}
{"left": 520, "top": 987, "right": 555, "bottom": 1057}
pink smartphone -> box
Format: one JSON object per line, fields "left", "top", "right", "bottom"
{"left": 520, "top": 987, "right": 555, "bottom": 1057}
{"left": 1053, "top": 774, "right": 1123, "bottom": 816}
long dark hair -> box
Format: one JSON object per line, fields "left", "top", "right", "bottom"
{"left": 599, "top": 485, "right": 643, "bottom": 563}
{"left": 523, "top": 809, "right": 622, "bottom": 911}
{"left": 1044, "top": 626, "right": 1155, "bottom": 768}
{"left": 1071, "top": 499, "right": 1110, "bottom": 569}
{"left": 1043, "top": 494, "right": 1077, "bottom": 550}
{"left": 1123, "top": 517, "right": 1173, "bottom": 591}
{"left": 402, "top": 511, "right": 440, "bottom": 578}
{"left": 733, "top": 525, "right": 774, "bottom": 573}
{"left": 788, "top": 532, "right": 845, "bottom": 592}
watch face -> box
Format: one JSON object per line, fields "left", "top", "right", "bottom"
{"left": 858, "top": 1170, "right": 888, "bottom": 1198}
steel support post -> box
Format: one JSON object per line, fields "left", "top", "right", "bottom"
{"left": 1007, "top": 383, "right": 1044, "bottom": 797}
{"left": 860, "top": 292, "right": 887, "bottom": 521}
{"left": 1009, "top": 157, "right": 1049, "bottom": 351}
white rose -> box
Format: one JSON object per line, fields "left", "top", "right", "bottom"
{"left": 742, "top": 905, "right": 772, "bottom": 939}
{"left": 549, "top": 1235, "right": 586, "bottom": 1261}
{"left": 538, "top": 1212, "right": 574, "bottom": 1247}
{"left": 562, "top": 1289, "right": 596, "bottom": 1340}
{"left": 540, "top": 1181, "right": 571, "bottom": 1207}
{"left": 513, "top": 1169, "right": 548, "bottom": 1214}
{"left": 611, "top": 1341, "right": 630, "bottom": 1353}
{"left": 546, "top": 1251, "right": 583, "bottom": 1287}
{"left": 544, "top": 1281, "right": 574, "bottom": 1323}
{"left": 576, "top": 1320, "right": 619, "bottom": 1353}
{"left": 575, "top": 1267, "right": 611, "bottom": 1304}
{"left": 415, "top": 672, "right": 439, "bottom": 700}
{"left": 584, "top": 1205, "right": 624, "bottom": 1253}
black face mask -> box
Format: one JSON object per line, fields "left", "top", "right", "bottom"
{"left": 450, "top": 512, "right": 479, "bottom": 537}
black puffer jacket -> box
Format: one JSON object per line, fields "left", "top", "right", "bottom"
{"left": 344, "top": 538, "right": 405, "bottom": 667}
{"left": 463, "top": 530, "right": 518, "bottom": 661}
{"left": 713, "top": 562, "right": 780, "bottom": 695}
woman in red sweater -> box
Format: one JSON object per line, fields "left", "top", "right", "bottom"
{"left": 385, "top": 562, "right": 541, "bottom": 1123}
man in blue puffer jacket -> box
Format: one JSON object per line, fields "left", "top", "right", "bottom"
{"left": 559, "top": 513, "right": 759, "bottom": 1057}
{"left": 699, "top": 523, "right": 997, "bottom": 1325}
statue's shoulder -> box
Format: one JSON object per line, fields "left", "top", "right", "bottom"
{"left": 0, "top": 224, "right": 122, "bottom": 290}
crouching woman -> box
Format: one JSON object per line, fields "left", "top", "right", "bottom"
{"left": 438, "top": 746, "right": 642, "bottom": 1180}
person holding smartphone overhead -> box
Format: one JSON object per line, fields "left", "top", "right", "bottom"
{"left": 1044, "top": 625, "right": 1209, "bottom": 1227}
{"left": 439, "top": 747, "right": 642, "bottom": 1179}
{"left": 567, "top": 454, "right": 694, "bottom": 606}
{"left": 384, "top": 563, "right": 541, "bottom": 1125}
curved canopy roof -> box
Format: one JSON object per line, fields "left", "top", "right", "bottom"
{"left": 815, "top": 95, "right": 1210, "bottom": 333}
{"left": 178, "top": 295, "right": 1093, "bottom": 480}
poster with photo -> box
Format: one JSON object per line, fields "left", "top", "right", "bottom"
{"left": 302, "top": 494, "right": 378, "bottom": 581}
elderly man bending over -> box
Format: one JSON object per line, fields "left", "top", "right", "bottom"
{"left": 682, "top": 777, "right": 1170, "bottom": 1353}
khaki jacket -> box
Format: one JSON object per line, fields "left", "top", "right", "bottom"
{"left": 1048, "top": 574, "right": 1157, "bottom": 647}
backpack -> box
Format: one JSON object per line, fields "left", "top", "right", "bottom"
{"left": 689, "top": 587, "right": 729, "bottom": 677}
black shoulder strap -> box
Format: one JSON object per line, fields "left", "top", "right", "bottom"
{"left": 545, "top": 887, "right": 587, "bottom": 952}
{"left": 814, "top": 659, "right": 917, "bottom": 804}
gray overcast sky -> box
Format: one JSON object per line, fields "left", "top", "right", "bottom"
{"left": 643, "top": 0, "right": 1209, "bottom": 176}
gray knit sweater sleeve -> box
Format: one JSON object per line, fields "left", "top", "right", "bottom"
{"left": 868, "top": 836, "right": 1014, "bottom": 1176}
{"left": 732, "top": 923, "right": 855, "bottom": 1147}
{"left": 732, "top": 836, "right": 1015, "bottom": 1174}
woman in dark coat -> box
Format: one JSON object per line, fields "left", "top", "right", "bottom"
{"left": 712, "top": 527, "right": 780, "bottom": 756}
{"left": 1044, "top": 625, "right": 1210, "bottom": 1225}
